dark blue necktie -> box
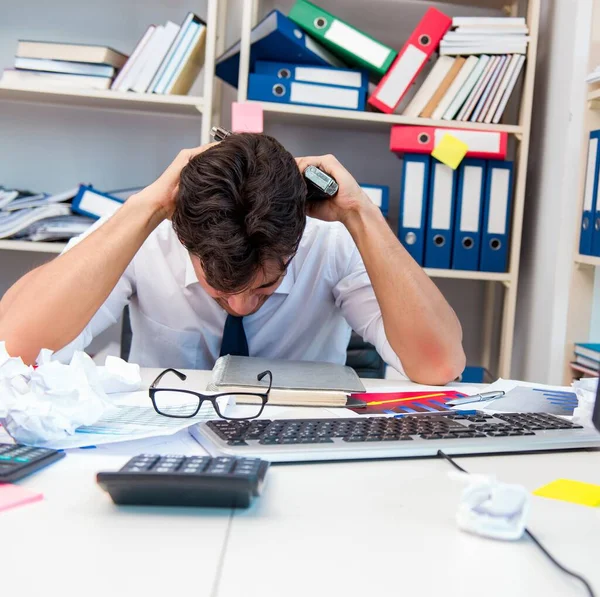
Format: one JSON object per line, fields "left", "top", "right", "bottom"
{"left": 219, "top": 314, "right": 249, "bottom": 357}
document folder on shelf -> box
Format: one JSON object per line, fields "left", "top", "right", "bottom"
{"left": 368, "top": 7, "right": 452, "bottom": 114}
{"left": 398, "top": 154, "right": 431, "bottom": 265}
{"left": 579, "top": 130, "right": 600, "bottom": 256}
{"left": 216, "top": 10, "right": 343, "bottom": 88}
{"left": 289, "top": 0, "right": 397, "bottom": 77}
{"left": 480, "top": 160, "right": 513, "bottom": 272}
{"left": 451, "top": 158, "right": 486, "bottom": 271}
{"left": 424, "top": 161, "right": 457, "bottom": 269}
{"left": 247, "top": 73, "right": 366, "bottom": 111}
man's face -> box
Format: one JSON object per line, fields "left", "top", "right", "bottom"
{"left": 190, "top": 255, "right": 287, "bottom": 317}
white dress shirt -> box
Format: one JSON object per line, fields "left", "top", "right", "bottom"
{"left": 56, "top": 216, "right": 405, "bottom": 376}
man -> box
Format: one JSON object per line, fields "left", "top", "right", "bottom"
{"left": 0, "top": 133, "right": 465, "bottom": 384}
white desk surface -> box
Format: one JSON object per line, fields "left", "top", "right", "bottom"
{"left": 3, "top": 369, "right": 600, "bottom": 597}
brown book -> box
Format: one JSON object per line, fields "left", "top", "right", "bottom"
{"left": 420, "top": 57, "right": 466, "bottom": 118}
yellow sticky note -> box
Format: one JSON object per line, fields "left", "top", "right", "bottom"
{"left": 533, "top": 479, "right": 600, "bottom": 507}
{"left": 431, "top": 133, "right": 469, "bottom": 169}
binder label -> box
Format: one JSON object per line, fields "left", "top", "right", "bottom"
{"left": 403, "top": 162, "right": 426, "bottom": 228}
{"left": 433, "top": 129, "right": 501, "bottom": 153}
{"left": 295, "top": 66, "right": 362, "bottom": 88}
{"left": 488, "top": 169, "right": 510, "bottom": 234}
{"left": 290, "top": 81, "right": 359, "bottom": 109}
{"left": 325, "top": 20, "right": 390, "bottom": 68}
{"left": 461, "top": 166, "right": 483, "bottom": 232}
{"left": 375, "top": 44, "right": 427, "bottom": 107}
{"left": 584, "top": 137, "right": 598, "bottom": 211}
{"left": 432, "top": 164, "right": 454, "bottom": 229}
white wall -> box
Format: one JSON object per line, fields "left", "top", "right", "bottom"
{"left": 0, "top": 0, "right": 519, "bottom": 370}
{"left": 513, "top": 0, "right": 593, "bottom": 383}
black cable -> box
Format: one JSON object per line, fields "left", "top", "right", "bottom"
{"left": 437, "top": 450, "right": 596, "bottom": 597}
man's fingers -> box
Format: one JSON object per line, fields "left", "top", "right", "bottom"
{"left": 296, "top": 154, "right": 339, "bottom": 176}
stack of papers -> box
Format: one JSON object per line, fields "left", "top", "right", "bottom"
{"left": 0, "top": 184, "right": 92, "bottom": 241}
{"left": 440, "top": 17, "right": 529, "bottom": 56}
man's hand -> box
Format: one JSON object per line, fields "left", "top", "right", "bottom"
{"left": 296, "top": 154, "right": 377, "bottom": 226}
{"left": 136, "top": 143, "right": 217, "bottom": 220}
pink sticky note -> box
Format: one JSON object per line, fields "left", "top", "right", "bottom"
{"left": 0, "top": 483, "right": 43, "bottom": 513}
{"left": 231, "top": 102, "right": 264, "bottom": 133}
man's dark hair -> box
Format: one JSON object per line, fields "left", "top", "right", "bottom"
{"left": 172, "top": 133, "right": 307, "bottom": 293}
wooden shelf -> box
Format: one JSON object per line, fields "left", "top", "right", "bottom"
{"left": 588, "top": 88, "right": 600, "bottom": 105}
{"left": 0, "top": 84, "right": 204, "bottom": 116}
{"left": 0, "top": 240, "right": 65, "bottom": 254}
{"left": 424, "top": 268, "right": 512, "bottom": 282}
{"left": 254, "top": 101, "right": 523, "bottom": 134}
{"left": 575, "top": 253, "right": 600, "bottom": 267}
{"left": 0, "top": 237, "right": 513, "bottom": 281}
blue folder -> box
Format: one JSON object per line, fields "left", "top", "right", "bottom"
{"left": 247, "top": 73, "right": 366, "bottom": 111}
{"left": 398, "top": 154, "right": 431, "bottom": 266}
{"left": 216, "top": 10, "right": 344, "bottom": 88}
{"left": 480, "top": 160, "right": 514, "bottom": 273}
{"left": 424, "top": 161, "right": 457, "bottom": 270}
{"left": 580, "top": 130, "right": 600, "bottom": 255}
{"left": 71, "top": 185, "right": 124, "bottom": 220}
{"left": 451, "top": 159, "right": 487, "bottom": 271}
{"left": 254, "top": 60, "right": 368, "bottom": 90}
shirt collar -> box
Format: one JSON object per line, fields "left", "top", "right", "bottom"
{"left": 184, "top": 253, "right": 295, "bottom": 295}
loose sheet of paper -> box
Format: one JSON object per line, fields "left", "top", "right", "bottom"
{"left": 35, "top": 391, "right": 230, "bottom": 450}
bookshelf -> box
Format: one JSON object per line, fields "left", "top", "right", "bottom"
{"left": 0, "top": 240, "right": 65, "bottom": 254}
{"left": 0, "top": 84, "right": 204, "bottom": 117}
{"left": 563, "top": 0, "right": 600, "bottom": 383}
{"left": 0, "top": 0, "right": 226, "bottom": 259}
{"left": 255, "top": 101, "right": 523, "bottom": 133}
{"left": 0, "top": 0, "right": 539, "bottom": 379}
{"left": 233, "top": 0, "right": 540, "bottom": 379}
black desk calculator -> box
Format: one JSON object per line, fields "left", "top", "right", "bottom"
{"left": 0, "top": 443, "right": 65, "bottom": 482}
{"left": 97, "top": 454, "right": 269, "bottom": 508}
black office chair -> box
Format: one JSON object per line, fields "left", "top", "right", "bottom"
{"left": 120, "top": 306, "right": 386, "bottom": 379}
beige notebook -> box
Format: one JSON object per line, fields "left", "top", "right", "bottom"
{"left": 420, "top": 57, "right": 466, "bottom": 118}
{"left": 207, "top": 355, "right": 366, "bottom": 407}
{"left": 165, "top": 23, "right": 206, "bottom": 95}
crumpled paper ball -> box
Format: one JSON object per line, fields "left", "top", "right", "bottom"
{"left": 450, "top": 471, "right": 529, "bottom": 541}
{"left": 0, "top": 342, "right": 141, "bottom": 445}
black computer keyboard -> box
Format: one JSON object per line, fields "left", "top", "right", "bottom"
{"left": 207, "top": 412, "right": 583, "bottom": 445}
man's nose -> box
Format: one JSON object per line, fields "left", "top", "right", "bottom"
{"left": 227, "top": 293, "right": 259, "bottom": 316}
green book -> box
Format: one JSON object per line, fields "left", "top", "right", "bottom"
{"left": 289, "top": 0, "right": 397, "bottom": 78}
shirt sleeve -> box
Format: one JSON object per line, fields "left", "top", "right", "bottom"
{"left": 52, "top": 215, "right": 135, "bottom": 363}
{"left": 330, "top": 224, "right": 406, "bottom": 378}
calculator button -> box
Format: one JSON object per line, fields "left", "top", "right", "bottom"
{"left": 0, "top": 455, "right": 13, "bottom": 461}
{"left": 14, "top": 457, "right": 31, "bottom": 463}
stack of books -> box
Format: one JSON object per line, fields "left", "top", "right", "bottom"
{"left": 0, "top": 11, "right": 206, "bottom": 96}
{"left": 111, "top": 12, "right": 206, "bottom": 95}
{"left": 571, "top": 344, "right": 600, "bottom": 379}
{"left": 0, "top": 41, "right": 128, "bottom": 91}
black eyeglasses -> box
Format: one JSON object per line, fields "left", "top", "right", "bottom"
{"left": 149, "top": 368, "right": 272, "bottom": 421}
